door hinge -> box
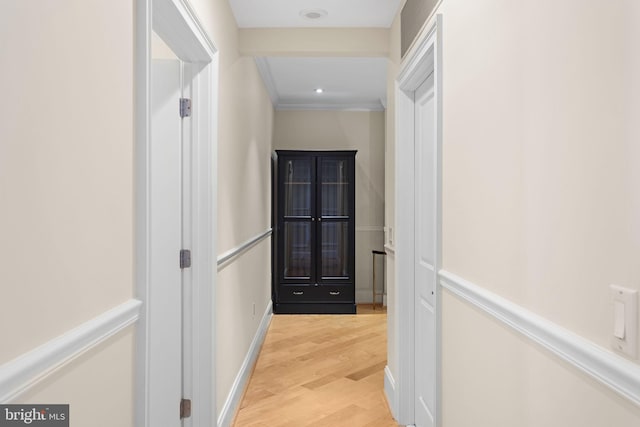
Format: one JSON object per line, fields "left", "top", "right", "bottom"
{"left": 179, "top": 98, "right": 192, "bottom": 118}
{"left": 180, "top": 398, "right": 191, "bottom": 419}
{"left": 180, "top": 249, "right": 191, "bottom": 269}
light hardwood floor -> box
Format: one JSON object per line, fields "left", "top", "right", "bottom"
{"left": 232, "top": 305, "right": 399, "bottom": 427}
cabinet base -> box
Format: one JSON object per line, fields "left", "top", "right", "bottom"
{"left": 274, "top": 302, "right": 356, "bottom": 314}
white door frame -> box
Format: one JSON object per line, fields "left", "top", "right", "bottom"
{"left": 135, "top": 0, "right": 219, "bottom": 426}
{"left": 394, "top": 15, "right": 442, "bottom": 427}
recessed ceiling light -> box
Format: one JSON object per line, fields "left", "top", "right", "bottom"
{"left": 300, "top": 8, "right": 328, "bottom": 20}
{"left": 315, "top": 88, "right": 324, "bottom": 94}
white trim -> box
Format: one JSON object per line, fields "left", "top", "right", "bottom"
{"left": 383, "top": 244, "right": 396, "bottom": 255}
{"left": 0, "top": 299, "right": 142, "bottom": 403}
{"left": 187, "top": 54, "right": 218, "bottom": 427}
{"left": 153, "top": 0, "right": 216, "bottom": 61}
{"left": 384, "top": 365, "right": 398, "bottom": 417}
{"left": 400, "top": 0, "right": 444, "bottom": 64}
{"left": 217, "top": 301, "right": 273, "bottom": 427}
{"left": 217, "top": 228, "right": 272, "bottom": 269}
{"left": 394, "top": 14, "right": 443, "bottom": 426}
{"left": 397, "top": 21, "right": 438, "bottom": 93}
{"left": 136, "top": 1, "right": 218, "bottom": 426}
{"left": 439, "top": 270, "right": 640, "bottom": 407}
{"left": 276, "top": 103, "right": 385, "bottom": 111}
{"left": 254, "top": 57, "right": 279, "bottom": 106}
{"left": 134, "top": 2, "right": 151, "bottom": 426}
{"left": 394, "top": 50, "right": 416, "bottom": 427}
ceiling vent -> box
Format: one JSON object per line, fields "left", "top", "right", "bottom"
{"left": 299, "top": 9, "right": 328, "bottom": 20}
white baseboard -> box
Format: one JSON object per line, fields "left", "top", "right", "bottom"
{"left": 384, "top": 365, "right": 398, "bottom": 419}
{"left": 439, "top": 270, "right": 640, "bottom": 407}
{"left": 217, "top": 301, "right": 273, "bottom": 427}
{"left": 0, "top": 299, "right": 142, "bottom": 402}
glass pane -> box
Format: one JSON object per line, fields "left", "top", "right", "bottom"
{"left": 284, "top": 222, "right": 311, "bottom": 279}
{"left": 321, "top": 222, "right": 349, "bottom": 278}
{"left": 284, "top": 159, "right": 311, "bottom": 217}
{"left": 321, "top": 159, "right": 349, "bottom": 217}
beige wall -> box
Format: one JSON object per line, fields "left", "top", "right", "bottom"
{"left": 388, "top": 0, "right": 640, "bottom": 425}
{"left": 1, "top": 0, "right": 275, "bottom": 423}
{"left": 239, "top": 28, "right": 390, "bottom": 57}
{"left": 437, "top": 0, "right": 640, "bottom": 354}
{"left": 442, "top": 292, "right": 640, "bottom": 426}
{"left": 187, "top": 0, "right": 275, "bottom": 414}
{"left": 274, "top": 110, "right": 385, "bottom": 302}
{"left": 0, "top": 0, "right": 134, "bottom": 363}
{"left": 0, "top": 1, "right": 135, "bottom": 425}
{"left": 19, "top": 330, "right": 135, "bottom": 427}
{"left": 213, "top": 51, "right": 274, "bottom": 414}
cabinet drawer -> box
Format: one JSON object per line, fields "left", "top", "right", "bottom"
{"left": 278, "top": 286, "right": 353, "bottom": 303}
{"left": 278, "top": 286, "right": 310, "bottom": 302}
{"left": 317, "top": 286, "right": 353, "bottom": 302}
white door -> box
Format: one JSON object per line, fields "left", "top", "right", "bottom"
{"left": 414, "top": 72, "right": 437, "bottom": 427}
{"left": 149, "top": 56, "right": 187, "bottom": 426}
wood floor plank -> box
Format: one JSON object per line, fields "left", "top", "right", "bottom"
{"left": 346, "top": 360, "right": 388, "bottom": 381}
{"left": 232, "top": 307, "right": 398, "bottom": 427}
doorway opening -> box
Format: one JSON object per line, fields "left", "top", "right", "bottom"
{"left": 393, "top": 14, "right": 442, "bottom": 427}
{"left": 135, "top": 0, "right": 218, "bottom": 425}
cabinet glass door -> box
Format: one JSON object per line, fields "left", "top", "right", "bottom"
{"left": 282, "top": 158, "right": 314, "bottom": 280}
{"left": 321, "top": 222, "right": 349, "bottom": 278}
{"left": 318, "top": 158, "right": 351, "bottom": 280}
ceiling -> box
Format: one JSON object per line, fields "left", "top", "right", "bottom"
{"left": 229, "top": 0, "right": 402, "bottom": 28}
{"left": 231, "top": 1, "right": 401, "bottom": 111}
{"left": 256, "top": 57, "right": 388, "bottom": 111}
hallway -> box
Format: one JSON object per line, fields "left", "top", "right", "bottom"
{"left": 233, "top": 307, "right": 397, "bottom": 427}
{"left": 3, "top": 2, "right": 640, "bottom": 426}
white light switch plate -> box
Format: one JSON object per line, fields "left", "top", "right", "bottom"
{"left": 385, "top": 226, "right": 394, "bottom": 246}
{"left": 610, "top": 284, "right": 638, "bottom": 359}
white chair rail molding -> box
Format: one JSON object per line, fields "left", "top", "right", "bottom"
{"left": 0, "top": 299, "right": 142, "bottom": 403}
{"left": 438, "top": 270, "right": 640, "bottom": 407}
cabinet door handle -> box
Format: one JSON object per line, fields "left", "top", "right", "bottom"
{"left": 329, "top": 291, "right": 340, "bottom": 296}
{"left": 293, "top": 291, "right": 304, "bottom": 295}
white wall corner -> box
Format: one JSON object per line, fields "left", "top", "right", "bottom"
{"left": 384, "top": 365, "right": 398, "bottom": 419}
{"left": 356, "top": 289, "right": 374, "bottom": 304}
{"left": 254, "top": 57, "right": 279, "bottom": 107}
{"left": 217, "top": 301, "right": 273, "bottom": 427}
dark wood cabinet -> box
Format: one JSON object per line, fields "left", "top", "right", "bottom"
{"left": 272, "top": 150, "right": 357, "bottom": 314}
